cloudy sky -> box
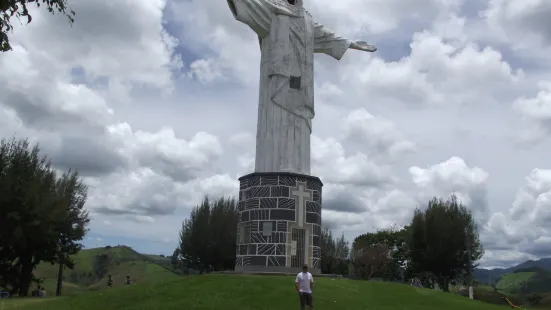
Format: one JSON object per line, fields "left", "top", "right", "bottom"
{"left": 1, "top": 0, "right": 551, "bottom": 268}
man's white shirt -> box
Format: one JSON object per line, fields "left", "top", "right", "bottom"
{"left": 295, "top": 272, "right": 313, "bottom": 293}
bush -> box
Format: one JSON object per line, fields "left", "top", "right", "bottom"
{"left": 93, "top": 253, "right": 111, "bottom": 279}
{"left": 526, "top": 293, "right": 542, "bottom": 306}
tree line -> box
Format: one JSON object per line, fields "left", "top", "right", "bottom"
{"left": 0, "top": 138, "right": 90, "bottom": 296}
{"left": 173, "top": 195, "right": 483, "bottom": 293}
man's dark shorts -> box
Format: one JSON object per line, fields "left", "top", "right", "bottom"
{"left": 299, "top": 292, "right": 313, "bottom": 307}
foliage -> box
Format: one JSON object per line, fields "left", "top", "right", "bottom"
{"left": 407, "top": 195, "right": 484, "bottom": 292}
{"left": 350, "top": 244, "right": 391, "bottom": 280}
{"left": 177, "top": 197, "right": 238, "bottom": 272}
{"left": 0, "top": 0, "right": 75, "bottom": 52}
{"left": 319, "top": 228, "right": 349, "bottom": 275}
{"left": 0, "top": 137, "right": 89, "bottom": 296}
{"left": 351, "top": 225, "right": 408, "bottom": 281}
{"left": 92, "top": 253, "right": 112, "bottom": 279}
{"left": 525, "top": 293, "right": 542, "bottom": 306}
{"left": 2, "top": 275, "right": 509, "bottom": 310}
{"left": 170, "top": 248, "right": 181, "bottom": 269}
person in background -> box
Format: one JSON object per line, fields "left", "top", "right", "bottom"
{"left": 295, "top": 264, "right": 314, "bottom": 310}
{"left": 35, "top": 285, "right": 45, "bottom": 297}
{"left": 107, "top": 275, "right": 113, "bottom": 288}
{"left": 125, "top": 275, "right": 132, "bottom": 285}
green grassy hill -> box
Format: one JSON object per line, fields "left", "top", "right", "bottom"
{"left": 496, "top": 272, "right": 537, "bottom": 292}
{"left": 494, "top": 268, "right": 551, "bottom": 295}
{"left": 1, "top": 275, "right": 512, "bottom": 310}
{"left": 32, "top": 246, "right": 179, "bottom": 295}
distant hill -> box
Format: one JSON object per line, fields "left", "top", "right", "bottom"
{"left": 495, "top": 271, "right": 537, "bottom": 292}
{"left": 474, "top": 258, "right": 551, "bottom": 285}
{"left": 33, "top": 245, "right": 179, "bottom": 295}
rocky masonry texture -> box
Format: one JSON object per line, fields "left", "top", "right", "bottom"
{"left": 235, "top": 172, "right": 322, "bottom": 273}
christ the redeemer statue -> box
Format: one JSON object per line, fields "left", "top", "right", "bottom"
{"left": 229, "top": 0, "right": 376, "bottom": 274}
{"left": 227, "top": 0, "right": 376, "bottom": 175}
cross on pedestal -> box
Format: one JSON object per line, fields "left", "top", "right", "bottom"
{"left": 291, "top": 182, "right": 312, "bottom": 227}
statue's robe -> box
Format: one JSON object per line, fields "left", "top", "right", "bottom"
{"left": 228, "top": 0, "right": 351, "bottom": 175}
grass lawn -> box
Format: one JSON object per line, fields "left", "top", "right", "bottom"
{"left": 0, "top": 275, "right": 512, "bottom": 310}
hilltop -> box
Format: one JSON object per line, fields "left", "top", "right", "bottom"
{"left": 2, "top": 275, "right": 508, "bottom": 310}
{"left": 31, "top": 245, "right": 179, "bottom": 295}
{"left": 475, "top": 258, "right": 551, "bottom": 284}
{"left": 474, "top": 257, "right": 551, "bottom": 301}
{"left": 492, "top": 268, "right": 551, "bottom": 295}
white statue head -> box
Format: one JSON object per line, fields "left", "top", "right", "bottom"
{"left": 287, "top": 0, "right": 304, "bottom": 7}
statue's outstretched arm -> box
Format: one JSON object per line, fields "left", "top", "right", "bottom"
{"left": 314, "top": 20, "right": 376, "bottom": 59}
{"left": 227, "top": 0, "right": 271, "bottom": 37}
{"left": 349, "top": 40, "right": 377, "bottom": 52}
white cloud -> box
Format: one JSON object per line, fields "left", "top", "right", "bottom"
{"left": 482, "top": 169, "right": 551, "bottom": 259}
{"left": 9, "top": 0, "right": 181, "bottom": 92}
{"left": 484, "top": 0, "right": 551, "bottom": 48}
{"left": 409, "top": 157, "right": 490, "bottom": 221}
{"left": 342, "top": 108, "right": 415, "bottom": 158}
{"left": 187, "top": 59, "right": 225, "bottom": 83}
{"left": 107, "top": 123, "right": 223, "bottom": 182}
{"left": 513, "top": 81, "right": 551, "bottom": 143}
{"left": 305, "top": 0, "right": 463, "bottom": 35}
{"left": 511, "top": 169, "right": 551, "bottom": 224}
{"left": 312, "top": 136, "right": 393, "bottom": 187}
{"left": 346, "top": 30, "right": 523, "bottom": 108}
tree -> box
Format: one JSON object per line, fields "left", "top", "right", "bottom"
{"left": 319, "top": 229, "right": 349, "bottom": 275}
{"left": 178, "top": 197, "right": 238, "bottom": 273}
{"left": 350, "top": 244, "right": 391, "bottom": 280}
{"left": 170, "top": 248, "right": 181, "bottom": 269}
{"left": 1, "top": 0, "right": 75, "bottom": 52}
{"left": 407, "top": 195, "right": 484, "bottom": 292}
{"left": 319, "top": 228, "right": 335, "bottom": 274}
{"left": 54, "top": 170, "right": 89, "bottom": 296}
{"left": 0, "top": 138, "right": 89, "bottom": 296}
{"left": 526, "top": 293, "right": 542, "bottom": 306}
{"left": 352, "top": 226, "right": 409, "bottom": 281}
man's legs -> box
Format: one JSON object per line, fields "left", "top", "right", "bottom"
{"left": 299, "top": 292, "right": 306, "bottom": 310}
{"left": 299, "top": 293, "right": 314, "bottom": 309}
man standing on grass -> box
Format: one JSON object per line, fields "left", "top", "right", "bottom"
{"left": 295, "top": 264, "right": 314, "bottom": 309}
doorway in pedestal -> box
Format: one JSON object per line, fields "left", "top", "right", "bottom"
{"left": 291, "top": 228, "right": 305, "bottom": 267}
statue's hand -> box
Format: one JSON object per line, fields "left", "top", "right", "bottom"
{"left": 351, "top": 40, "right": 377, "bottom": 52}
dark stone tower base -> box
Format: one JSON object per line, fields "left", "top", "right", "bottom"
{"left": 234, "top": 172, "right": 323, "bottom": 275}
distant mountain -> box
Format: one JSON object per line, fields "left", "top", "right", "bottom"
{"left": 474, "top": 258, "right": 551, "bottom": 284}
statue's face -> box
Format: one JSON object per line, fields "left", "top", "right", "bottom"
{"left": 287, "top": 0, "right": 296, "bottom": 4}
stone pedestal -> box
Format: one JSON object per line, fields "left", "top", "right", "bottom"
{"left": 234, "top": 172, "right": 323, "bottom": 274}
